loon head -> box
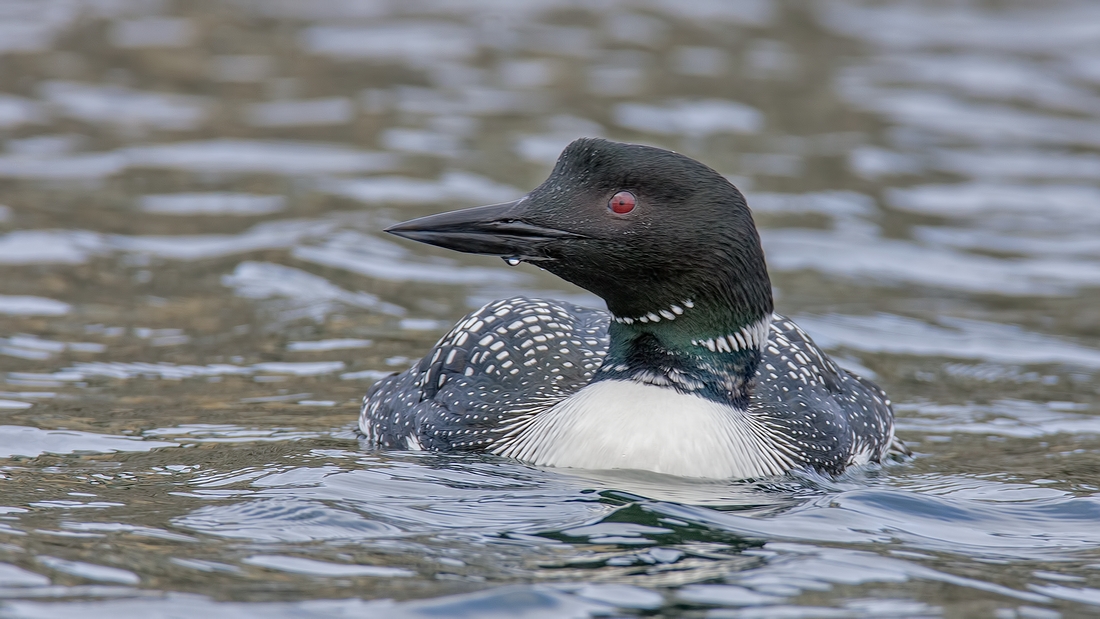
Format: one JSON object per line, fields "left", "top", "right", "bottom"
{"left": 386, "top": 138, "right": 773, "bottom": 346}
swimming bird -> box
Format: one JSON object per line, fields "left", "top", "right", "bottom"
{"left": 360, "top": 138, "right": 907, "bottom": 479}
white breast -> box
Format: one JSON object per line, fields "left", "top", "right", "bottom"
{"left": 492, "top": 380, "right": 793, "bottom": 479}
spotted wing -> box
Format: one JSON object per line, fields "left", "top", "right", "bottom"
{"left": 359, "top": 297, "right": 609, "bottom": 451}
{"left": 749, "top": 313, "right": 897, "bottom": 474}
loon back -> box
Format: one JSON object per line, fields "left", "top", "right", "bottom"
{"left": 361, "top": 298, "right": 604, "bottom": 452}
{"left": 359, "top": 138, "right": 906, "bottom": 478}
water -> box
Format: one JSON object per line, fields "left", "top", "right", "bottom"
{"left": 0, "top": 0, "right": 1098, "bottom": 616}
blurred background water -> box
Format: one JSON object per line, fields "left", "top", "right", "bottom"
{"left": 0, "top": 0, "right": 1099, "bottom": 617}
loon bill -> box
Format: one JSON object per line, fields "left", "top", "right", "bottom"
{"left": 359, "top": 137, "right": 908, "bottom": 479}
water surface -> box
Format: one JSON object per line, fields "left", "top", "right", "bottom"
{"left": 1, "top": 1, "right": 1100, "bottom": 617}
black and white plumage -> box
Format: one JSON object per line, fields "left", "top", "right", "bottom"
{"left": 361, "top": 298, "right": 901, "bottom": 478}
{"left": 360, "top": 138, "right": 907, "bottom": 479}
{"left": 361, "top": 298, "right": 606, "bottom": 452}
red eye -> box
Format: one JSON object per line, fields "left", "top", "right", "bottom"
{"left": 608, "top": 191, "right": 636, "bottom": 214}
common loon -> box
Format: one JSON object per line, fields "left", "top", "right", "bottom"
{"left": 360, "top": 138, "right": 907, "bottom": 479}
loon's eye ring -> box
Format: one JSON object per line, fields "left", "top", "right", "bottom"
{"left": 608, "top": 191, "right": 636, "bottom": 214}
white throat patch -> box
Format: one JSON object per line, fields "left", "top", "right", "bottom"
{"left": 492, "top": 379, "right": 793, "bottom": 479}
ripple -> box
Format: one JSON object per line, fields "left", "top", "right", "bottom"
{"left": 889, "top": 182, "right": 1100, "bottom": 222}
{"left": 175, "top": 498, "right": 402, "bottom": 542}
{"left": 125, "top": 140, "right": 396, "bottom": 175}
{"left": 55, "top": 360, "right": 345, "bottom": 381}
{"left": 109, "top": 17, "right": 194, "bottom": 49}
{"left": 897, "top": 399, "right": 1100, "bottom": 439}
{"left": 292, "top": 230, "right": 528, "bottom": 285}
{"left": 645, "top": 484, "right": 1100, "bottom": 561}
{"left": 242, "top": 555, "right": 413, "bottom": 577}
{"left": 242, "top": 457, "right": 613, "bottom": 535}
{"left": 0, "top": 295, "right": 70, "bottom": 316}
{"left": 762, "top": 229, "right": 1098, "bottom": 295}
{"left": 38, "top": 81, "right": 210, "bottom": 131}
{"left": 0, "top": 564, "right": 49, "bottom": 587}
{"left": 223, "top": 260, "right": 405, "bottom": 320}
{"left": 0, "top": 140, "right": 397, "bottom": 180}
{"left": 794, "top": 313, "right": 1100, "bottom": 368}
{"left": 613, "top": 99, "right": 763, "bottom": 137}
{"left": 0, "top": 586, "right": 611, "bottom": 618}
{"left": 0, "top": 95, "right": 44, "bottom": 128}
{"left": 287, "top": 339, "right": 372, "bottom": 352}
{"left": 138, "top": 193, "right": 287, "bottom": 216}
{"left": 0, "top": 426, "right": 176, "bottom": 459}
{"left": 301, "top": 23, "right": 477, "bottom": 65}
{"left": 819, "top": 1, "right": 1100, "bottom": 52}
{"left": 35, "top": 558, "right": 139, "bottom": 585}
{"left": 145, "top": 425, "right": 327, "bottom": 444}
{"left": 245, "top": 98, "right": 353, "bottom": 128}
{"left": 321, "top": 171, "right": 521, "bottom": 205}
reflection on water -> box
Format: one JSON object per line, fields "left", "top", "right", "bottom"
{"left": 1, "top": 0, "right": 1099, "bottom": 616}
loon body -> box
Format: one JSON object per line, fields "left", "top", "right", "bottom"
{"left": 360, "top": 138, "right": 906, "bottom": 479}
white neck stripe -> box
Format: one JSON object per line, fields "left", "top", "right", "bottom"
{"left": 612, "top": 298, "right": 694, "bottom": 325}
{"left": 690, "top": 316, "right": 771, "bottom": 353}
